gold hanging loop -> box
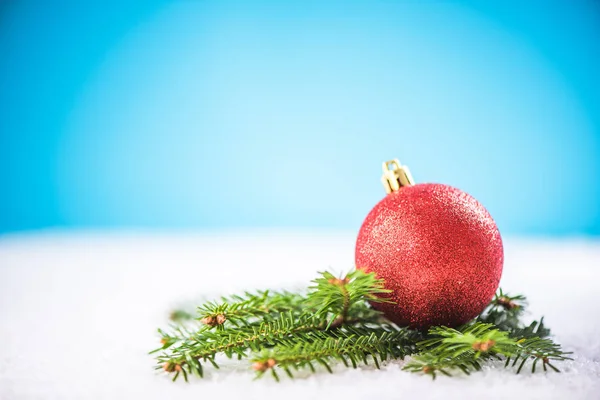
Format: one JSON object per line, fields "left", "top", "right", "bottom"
{"left": 381, "top": 159, "right": 415, "bottom": 194}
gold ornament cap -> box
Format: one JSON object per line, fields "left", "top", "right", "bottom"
{"left": 381, "top": 159, "right": 415, "bottom": 194}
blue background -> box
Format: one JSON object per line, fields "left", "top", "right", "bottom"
{"left": 1, "top": 1, "right": 599, "bottom": 236}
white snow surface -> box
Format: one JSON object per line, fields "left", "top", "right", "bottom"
{"left": 0, "top": 231, "right": 599, "bottom": 400}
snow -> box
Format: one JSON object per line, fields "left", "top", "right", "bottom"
{"left": 1, "top": 231, "right": 599, "bottom": 400}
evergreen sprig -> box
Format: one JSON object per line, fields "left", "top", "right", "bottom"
{"left": 152, "top": 270, "right": 570, "bottom": 382}
{"left": 308, "top": 270, "right": 392, "bottom": 327}
{"left": 251, "top": 327, "right": 419, "bottom": 381}
{"left": 197, "top": 290, "right": 305, "bottom": 329}
{"left": 476, "top": 289, "right": 551, "bottom": 339}
{"left": 403, "top": 323, "right": 571, "bottom": 378}
{"left": 152, "top": 270, "right": 395, "bottom": 381}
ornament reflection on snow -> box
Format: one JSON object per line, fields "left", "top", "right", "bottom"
{"left": 355, "top": 159, "right": 503, "bottom": 330}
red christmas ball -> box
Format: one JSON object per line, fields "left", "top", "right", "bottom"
{"left": 355, "top": 183, "right": 503, "bottom": 330}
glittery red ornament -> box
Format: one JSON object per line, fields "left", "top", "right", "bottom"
{"left": 355, "top": 161, "right": 503, "bottom": 330}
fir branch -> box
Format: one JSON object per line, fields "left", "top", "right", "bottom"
{"left": 197, "top": 290, "right": 305, "bottom": 329}
{"left": 404, "top": 323, "right": 571, "bottom": 378}
{"left": 251, "top": 327, "right": 419, "bottom": 381}
{"left": 476, "top": 289, "right": 527, "bottom": 333}
{"left": 418, "top": 323, "right": 517, "bottom": 358}
{"left": 477, "top": 289, "right": 551, "bottom": 339}
{"left": 156, "top": 312, "right": 327, "bottom": 381}
{"left": 508, "top": 318, "right": 551, "bottom": 340}
{"left": 153, "top": 275, "right": 570, "bottom": 382}
{"left": 505, "top": 336, "right": 572, "bottom": 373}
{"left": 153, "top": 270, "right": 402, "bottom": 381}
{"left": 308, "top": 270, "right": 392, "bottom": 327}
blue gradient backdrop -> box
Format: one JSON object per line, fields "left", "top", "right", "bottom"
{"left": 1, "top": 1, "right": 599, "bottom": 235}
